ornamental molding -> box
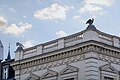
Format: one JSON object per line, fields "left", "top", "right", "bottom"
{"left": 18, "top": 54, "right": 85, "bottom": 74}
{"left": 12, "top": 41, "right": 120, "bottom": 73}
{"left": 25, "top": 73, "right": 40, "bottom": 80}
{"left": 98, "top": 54, "right": 120, "bottom": 64}
{"left": 99, "top": 63, "right": 118, "bottom": 73}
{"left": 60, "top": 65, "right": 79, "bottom": 75}
{"left": 41, "top": 69, "right": 58, "bottom": 79}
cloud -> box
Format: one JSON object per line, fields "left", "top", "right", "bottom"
{"left": 0, "top": 16, "right": 7, "bottom": 30}
{"left": 4, "top": 23, "right": 32, "bottom": 36}
{"left": 56, "top": 30, "right": 67, "bottom": 37}
{"left": 23, "top": 40, "right": 34, "bottom": 48}
{"left": 85, "top": 0, "right": 114, "bottom": 7}
{"left": 8, "top": 8, "right": 16, "bottom": 12}
{"left": 73, "top": 15, "right": 85, "bottom": 23}
{"left": 23, "top": 16, "right": 27, "bottom": 19}
{"left": 0, "top": 16, "right": 32, "bottom": 36}
{"left": 77, "top": 0, "right": 115, "bottom": 18}
{"left": 34, "top": 3, "right": 69, "bottom": 20}
{"left": 79, "top": 3, "right": 103, "bottom": 17}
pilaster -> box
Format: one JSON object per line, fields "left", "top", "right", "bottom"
{"left": 85, "top": 53, "right": 99, "bottom": 80}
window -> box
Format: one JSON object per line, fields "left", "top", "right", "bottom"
{"left": 3, "top": 68, "right": 8, "bottom": 80}
{"left": 99, "top": 63, "right": 117, "bottom": 80}
{"left": 104, "top": 77, "right": 114, "bottom": 80}
{"left": 64, "top": 78, "right": 74, "bottom": 80}
{"left": 60, "top": 65, "right": 78, "bottom": 80}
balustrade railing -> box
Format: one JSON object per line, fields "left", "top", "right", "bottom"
{"left": 42, "top": 40, "right": 58, "bottom": 53}
{"left": 23, "top": 30, "right": 120, "bottom": 59}
{"left": 43, "top": 41, "right": 58, "bottom": 49}
{"left": 65, "top": 34, "right": 83, "bottom": 43}
{"left": 98, "top": 34, "right": 113, "bottom": 45}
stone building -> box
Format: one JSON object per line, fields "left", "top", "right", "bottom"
{"left": 0, "top": 40, "right": 4, "bottom": 80}
{"left": 1, "top": 44, "right": 15, "bottom": 80}
{"left": 11, "top": 19, "right": 120, "bottom": 80}
{"left": 2, "top": 58, "right": 15, "bottom": 80}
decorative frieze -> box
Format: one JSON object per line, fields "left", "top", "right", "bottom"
{"left": 12, "top": 42, "right": 120, "bottom": 74}
{"left": 98, "top": 54, "right": 120, "bottom": 64}
{"left": 19, "top": 53, "right": 84, "bottom": 74}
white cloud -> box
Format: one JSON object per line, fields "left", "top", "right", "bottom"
{"left": 23, "top": 40, "right": 34, "bottom": 48}
{"left": 79, "top": 3, "right": 103, "bottom": 17}
{"left": 78, "top": 0, "right": 115, "bottom": 18}
{"left": 23, "top": 16, "right": 27, "bottom": 19}
{"left": 73, "top": 15, "right": 81, "bottom": 21}
{"left": 71, "top": 6, "right": 74, "bottom": 9}
{"left": 73, "top": 15, "right": 85, "bottom": 23}
{"left": 0, "top": 16, "right": 32, "bottom": 36}
{"left": 34, "top": 3, "right": 69, "bottom": 20}
{"left": 8, "top": 8, "right": 16, "bottom": 12}
{"left": 85, "top": 0, "right": 114, "bottom": 7}
{"left": 18, "top": 22, "right": 23, "bottom": 25}
{"left": 56, "top": 30, "right": 67, "bottom": 37}
{"left": 0, "top": 16, "right": 7, "bottom": 29}
{"left": 4, "top": 23, "right": 32, "bottom": 36}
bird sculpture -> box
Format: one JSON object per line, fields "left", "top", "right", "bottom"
{"left": 86, "top": 18, "right": 94, "bottom": 25}
{"left": 16, "top": 42, "right": 24, "bottom": 48}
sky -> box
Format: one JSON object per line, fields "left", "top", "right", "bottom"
{"left": 0, "top": 0, "right": 120, "bottom": 60}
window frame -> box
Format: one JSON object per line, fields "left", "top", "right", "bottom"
{"left": 2, "top": 65, "right": 9, "bottom": 80}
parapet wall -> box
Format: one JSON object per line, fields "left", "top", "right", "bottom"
{"left": 15, "top": 27, "right": 120, "bottom": 60}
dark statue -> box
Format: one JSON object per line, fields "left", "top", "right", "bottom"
{"left": 16, "top": 42, "right": 24, "bottom": 48}
{"left": 86, "top": 18, "right": 94, "bottom": 25}
{"left": 86, "top": 18, "right": 96, "bottom": 30}
{"left": 15, "top": 42, "right": 24, "bottom": 52}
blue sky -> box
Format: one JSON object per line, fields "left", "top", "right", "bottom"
{"left": 0, "top": 0, "right": 120, "bottom": 60}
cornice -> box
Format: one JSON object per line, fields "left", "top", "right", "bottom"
{"left": 11, "top": 40, "right": 120, "bottom": 71}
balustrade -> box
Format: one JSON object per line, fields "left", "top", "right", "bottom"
{"left": 23, "top": 30, "right": 120, "bottom": 59}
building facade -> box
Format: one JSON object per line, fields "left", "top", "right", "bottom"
{"left": 1, "top": 44, "right": 15, "bottom": 80}
{"left": 2, "top": 59, "right": 15, "bottom": 80}
{"left": 0, "top": 40, "right": 4, "bottom": 80}
{"left": 11, "top": 21, "right": 120, "bottom": 80}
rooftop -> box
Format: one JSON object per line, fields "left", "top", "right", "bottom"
{"left": 15, "top": 21, "right": 120, "bottom": 60}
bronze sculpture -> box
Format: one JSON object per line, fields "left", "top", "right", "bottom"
{"left": 86, "top": 18, "right": 94, "bottom": 25}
